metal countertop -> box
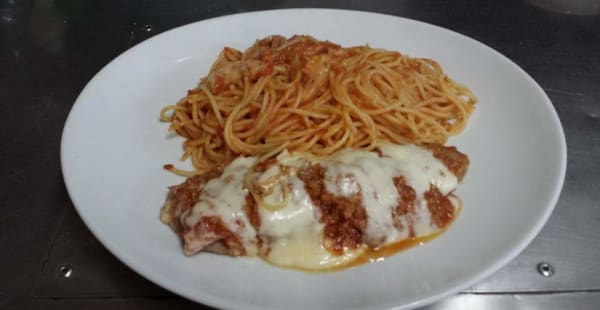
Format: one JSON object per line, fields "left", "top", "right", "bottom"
{"left": 1, "top": 0, "right": 599, "bottom": 309}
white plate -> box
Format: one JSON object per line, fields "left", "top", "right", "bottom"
{"left": 61, "top": 9, "right": 566, "bottom": 310}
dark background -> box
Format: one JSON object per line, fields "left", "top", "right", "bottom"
{"left": 1, "top": 0, "right": 599, "bottom": 309}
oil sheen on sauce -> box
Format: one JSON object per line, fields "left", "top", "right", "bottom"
{"left": 182, "top": 144, "right": 462, "bottom": 271}
{"left": 324, "top": 202, "right": 461, "bottom": 272}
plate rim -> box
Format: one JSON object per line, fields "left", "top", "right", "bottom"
{"left": 60, "top": 8, "right": 567, "bottom": 310}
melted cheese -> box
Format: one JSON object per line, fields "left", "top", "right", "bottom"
{"left": 323, "top": 150, "right": 402, "bottom": 245}
{"left": 184, "top": 156, "right": 259, "bottom": 255}
{"left": 258, "top": 155, "right": 364, "bottom": 269}
{"left": 182, "top": 144, "right": 461, "bottom": 270}
{"left": 322, "top": 144, "right": 458, "bottom": 247}
{"left": 378, "top": 144, "right": 458, "bottom": 195}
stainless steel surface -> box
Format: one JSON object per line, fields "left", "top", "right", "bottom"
{"left": 32, "top": 207, "right": 168, "bottom": 299}
{"left": 527, "top": 0, "right": 600, "bottom": 15}
{"left": 424, "top": 293, "right": 600, "bottom": 310}
{"left": 24, "top": 293, "right": 600, "bottom": 310}
{"left": 1, "top": 0, "right": 599, "bottom": 309}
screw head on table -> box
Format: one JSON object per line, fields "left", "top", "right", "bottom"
{"left": 59, "top": 265, "right": 72, "bottom": 278}
{"left": 537, "top": 262, "right": 554, "bottom": 277}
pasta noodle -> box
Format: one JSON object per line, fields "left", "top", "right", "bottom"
{"left": 160, "top": 35, "right": 476, "bottom": 175}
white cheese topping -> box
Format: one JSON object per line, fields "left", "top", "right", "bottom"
{"left": 322, "top": 144, "right": 458, "bottom": 247}
{"left": 184, "top": 156, "right": 259, "bottom": 255}
{"left": 378, "top": 144, "right": 458, "bottom": 196}
{"left": 323, "top": 150, "right": 401, "bottom": 245}
{"left": 181, "top": 144, "right": 461, "bottom": 269}
{"left": 255, "top": 152, "right": 364, "bottom": 269}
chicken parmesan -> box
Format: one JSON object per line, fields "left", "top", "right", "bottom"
{"left": 161, "top": 143, "right": 468, "bottom": 271}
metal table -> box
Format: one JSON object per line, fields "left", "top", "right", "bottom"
{"left": 1, "top": 0, "right": 599, "bottom": 309}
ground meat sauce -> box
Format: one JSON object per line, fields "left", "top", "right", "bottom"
{"left": 254, "top": 158, "right": 278, "bottom": 172}
{"left": 298, "top": 164, "right": 367, "bottom": 254}
{"left": 165, "top": 168, "right": 223, "bottom": 233}
{"left": 165, "top": 143, "right": 468, "bottom": 269}
{"left": 169, "top": 168, "right": 223, "bottom": 212}
{"left": 392, "top": 176, "right": 417, "bottom": 236}
{"left": 423, "top": 143, "right": 469, "bottom": 181}
{"left": 243, "top": 194, "right": 260, "bottom": 230}
{"left": 424, "top": 186, "right": 455, "bottom": 228}
{"left": 242, "top": 193, "right": 264, "bottom": 249}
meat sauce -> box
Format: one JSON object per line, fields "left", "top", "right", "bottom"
{"left": 206, "top": 35, "right": 365, "bottom": 96}
{"left": 298, "top": 165, "right": 367, "bottom": 254}
{"left": 162, "top": 143, "right": 468, "bottom": 271}
{"left": 392, "top": 176, "right": 417, "bottom": 235}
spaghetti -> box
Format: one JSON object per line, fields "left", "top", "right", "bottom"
{"left": 160, "top": 35, "right": 476, "bottom": 175}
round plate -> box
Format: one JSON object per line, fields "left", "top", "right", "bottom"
{"left": 61, "top": 9, "right": 566, "bottom": 310}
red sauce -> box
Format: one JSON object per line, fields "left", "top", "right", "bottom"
{"left": 299, "top": 201, "right": 461, "bottom": 273}
{"left": 424, "top": 186, "right": 455, "bottom": 228}
{"left": 163, "top": 164, "right": 174, "bottom": 170}
{"left": 354, "top": 199, "right": 460, "bottom": 271}
{"left": 298, "top": 165, "right": 367, "bottom": 254}
{"left": 392, "top": 176, "right": 417, "bottom": 236}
